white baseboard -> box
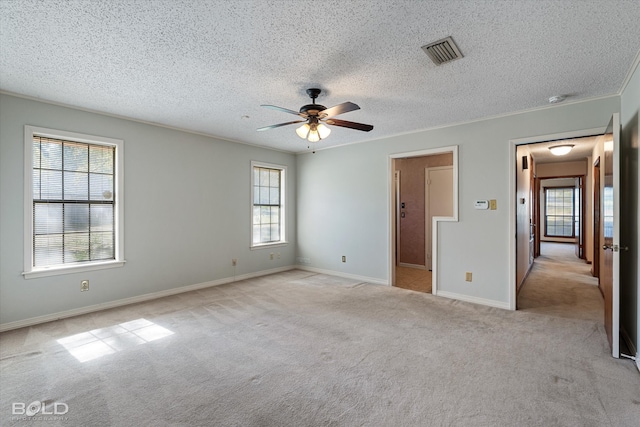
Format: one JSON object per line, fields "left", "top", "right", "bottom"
{"left": 0, "top": 265, "right": 296, "bottom": 332}
{"left": 436, "top": 290, "right": 511, "bottom": 310}
{"left": 296, "top": 265, "right": 389, "bottom": 286}
{"left": 398, "top": 263, "right": 427, "bottom": 270}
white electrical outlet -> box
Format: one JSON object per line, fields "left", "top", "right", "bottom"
{"left": 81, "top": 280, "right": 89, "bottom": 291}
{"left": 270, "top": 253, "right": 274, "bottom": 260}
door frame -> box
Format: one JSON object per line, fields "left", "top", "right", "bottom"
{"left": 425, "top": 166, "right": 454, "bottom": 271}
{"left": 592, "top": 157, "right": 601, "bottom": 281}
{"left": 389, "top": 146, "right": 458, "bottom": 294}
{"left": 508, "top": 127, "right": 605, "bottom": 310}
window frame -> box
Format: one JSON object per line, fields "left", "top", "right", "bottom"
{"left": 23, "top": 126, "right": 125, "bottom": 279}
{"left": 250, "top": 161, "right": 287, "bottom": 249}
{"left": 544, "top": 186, "right": 575, "bottom": 238}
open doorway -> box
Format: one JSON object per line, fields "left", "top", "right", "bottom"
{"left": 511, "top": 117, "right": 623, "bottom": 359}
{"left": 389, "top": 146, "right": 458, "bottom": 294}
{"left": 514, "top": 134, "right": 599, "bottom": 297}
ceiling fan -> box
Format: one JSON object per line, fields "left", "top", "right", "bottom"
{"left": 257, "top": 88, "right": 373, "bottom": 143}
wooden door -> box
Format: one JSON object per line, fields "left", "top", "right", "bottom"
{"left": 601, "top": 114, "right": 620, "bottom": 358}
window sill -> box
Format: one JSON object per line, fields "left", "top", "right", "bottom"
{"left": 250, "top": 241, "right": 288, "bottom": 250}
{"left": 23, "top": 260, "right": 126, "bottom": 279}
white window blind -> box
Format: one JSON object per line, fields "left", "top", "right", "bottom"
{"left": 32, "top": 136, "right": 115, "bottom": 266}
{"left": 251, "top": 162, "right": 286, "bottom": 247}
{"left": 24, "top": 126, "right": 125, "bottom": 278}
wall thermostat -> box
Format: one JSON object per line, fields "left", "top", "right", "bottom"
{"left": 474, "top": 200, "right": 489, "bottom": 210}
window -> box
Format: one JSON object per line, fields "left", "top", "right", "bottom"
{"left": 251, "top": 161, "right": 286, "bottom": 247}
{"left": 23, "top": 126, "right": 124, "bottom": 278}
{"left": 544, "top": 187, "right": 574, "bottom": 237}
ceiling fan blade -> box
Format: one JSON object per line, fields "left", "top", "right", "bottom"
{"left": 321, "top": 101, "right": 360, "bottom": 118}
{"left": 261, "top": 104, "right": 306, "bottom": 117}
{"left": 257, "top": 120, "right": 306, "bottom": 131}
{"left": 325, "top": 118, "right": 373, "bottom": 132}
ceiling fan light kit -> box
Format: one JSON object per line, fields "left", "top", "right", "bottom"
{"left": 257, "top": 88, "right": 373, "bottom": 146}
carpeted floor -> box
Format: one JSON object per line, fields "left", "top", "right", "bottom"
{"left": 518, "top": 242, "right": 603, "bottom": 321}
{"left": 1, "top": 265, "right": 639, "bottom": 426}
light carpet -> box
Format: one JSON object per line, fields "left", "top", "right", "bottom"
{"left": 1, "top": 269, "right": 639, "bottom": 426}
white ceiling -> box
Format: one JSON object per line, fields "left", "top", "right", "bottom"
{"left": 1, "top": 1, "right": 639, "bottom": 153}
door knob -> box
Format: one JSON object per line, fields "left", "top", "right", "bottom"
{"left": 602, "top": 245, "right": 612, "bottom": 250}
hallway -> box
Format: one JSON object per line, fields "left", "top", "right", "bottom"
{"left": 517, "top": 242, "right": 603, "bottom": 322}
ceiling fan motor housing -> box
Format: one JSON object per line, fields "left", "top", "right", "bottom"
{"left": 300, "top": 104, "right": 326, "bottom": 116}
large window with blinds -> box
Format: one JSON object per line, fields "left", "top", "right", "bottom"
{"left": 251, "top": 161, "right": 286, "bottom": 247}
{"left": 24, "top": 126, "right": 124, "bottom": 278}
{"left": 544, "top": 186, "right": 575, "bottom": 237}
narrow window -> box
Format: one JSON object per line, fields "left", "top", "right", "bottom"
{"left": 544, "top": 187, "right": 575, "bottom": 237}
{"left": 24, "top": 126, "right": 124, "bottom": 278}
{"left": 251, "top": 161, "right": 286, "bottom": 247}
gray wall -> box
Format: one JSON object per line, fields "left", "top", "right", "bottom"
{"left": 2, "top": 65, "right": 637, "bottom": 349}
{"left": 620, "top": 61, "right": 639, "bottom": 358}
{"left": 296, "top": 96, "right": 620, "bottom": 307}
{"left": 0, "top": 94, "right": 297, "bottom": 326}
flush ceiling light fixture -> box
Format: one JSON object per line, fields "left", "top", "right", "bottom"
{"left": 549, "top": 144, "right": 574, "bottom": 156}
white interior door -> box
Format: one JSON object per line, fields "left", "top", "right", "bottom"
{"left": 602, "top": 113, "right": 621, "bottom": 358}
{"left": 425, "top": 166, "right": 453, "bottom": 270}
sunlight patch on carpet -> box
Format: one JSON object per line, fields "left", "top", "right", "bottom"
{"left": 56, "top": 318, "right": 173, "bottom": 362}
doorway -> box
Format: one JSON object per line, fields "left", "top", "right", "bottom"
{"left": 389, "top": 146, "right": 458, "bottom": 295}
{"left": 510, "top": 117, "right": 621, "bottom": 358}
{"left": 513, "top": 132, "right": 601, "bottom": 303}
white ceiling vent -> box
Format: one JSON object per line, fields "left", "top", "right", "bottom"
{"left": 421, "top": 36, "right": 463, "bottom": 65}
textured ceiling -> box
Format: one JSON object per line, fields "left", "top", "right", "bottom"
{"left": 1, "top": 0, "right": 639, "bottom": 153}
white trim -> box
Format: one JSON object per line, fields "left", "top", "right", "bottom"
{"left": 425, "top": 165, "right": 454, "bottom": 272}
{"left": 1, "top": 265, "right": 296, "bottom": 332}
{"left": 619, "top": 49, "right": 640, "bottom": 95}
{"left": 398, "top": 263, "right": 427, "bottom": 270}
{"left": 296, "top": 265, "right": 388, "bottom": 286}
{"left": 250, "top": 161, "right": 287, "bottom": 248}
{"left": 304, "top": 95, "right": 620, "bottom": 154}
{"left": 23, "top": 260, "right": 126, "bottom": 279}
{"left": 1, "top": 90, "right": 622, "bottom": 157}
{"left": 437, "top": 290, "right": 511, "bottom": 310}
{"left": 389, "top": 146, "right": 458, "bottom": 296}
{"left": 23, "top": 125, "right": 125, "bottom": 279}
{"left": 1, "top": 91, "right": 293, "bottom": 154}
{"left": 432, "top": 147, "right": 459, "bottom": 296}
{"left": 508, "top": 126, "right": 607, "bottom": 311}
